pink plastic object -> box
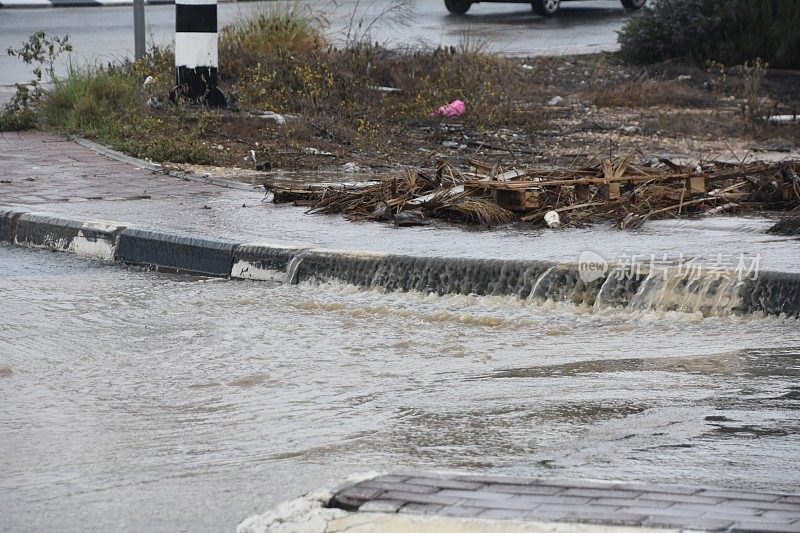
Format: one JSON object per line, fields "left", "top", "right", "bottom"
{"left": 433, "top": 99, "right": 466, "bottom": 118}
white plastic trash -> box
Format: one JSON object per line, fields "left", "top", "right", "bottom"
{"left": 544, "top": 211, "right": 561, "bottom": 228}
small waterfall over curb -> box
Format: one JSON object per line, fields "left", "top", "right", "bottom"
{"left": 229, "top": 245, "right": 800, "bottom": 318}
{"left": 628, "top": 267, "right": 747, "bottom": 316}
{"left": 284, "top": 253, "right": 307, "bottom": 285}
{"left": 593, "top": 268, "right": 642, "bottom": 311}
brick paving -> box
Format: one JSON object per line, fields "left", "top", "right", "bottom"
{"left": 0, "top": 131, "right": 224, "bottom": 205}
{"left": 331, "top": 471, "right": 800, "bottom": 532}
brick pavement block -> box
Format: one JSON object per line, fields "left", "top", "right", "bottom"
{"left": 508, "top": 494, "right": 592, "bottom": 506}
{"left": 455, "top": 474, "right": 542, "bottom": 486}
{"left": 458, "top": 498, "right": 541, "bottom": 511}
{"left": 729, "top": 522, "right": 800, "bottom": 532}
{"left": 336, "top": 486, "right": 382, "bottom": 502}
{"left": 594, "top": 496, "right": 673, "bottom": 508}
{"left": 535, "top": 478, "right": 630, "bottom": 490}
{"left": 438, "top": 505, "right": 485, "bottom": 518}
{"left": 699, "top": 506, "right": 765, "bottom": 518}
{"left": 561, "top": 488, "right": 643, "bottom": 499}
{"left": 700, "top": 489, "right": 783, "bottom": 502}
{"left": 479, "top": 509, "right": 530, "bottom": 520}
{"left": 486, "top": 484, "right": 562, "bottom": 496}
{"left": 600, "top": 481, "right": 702, "bottom": 495}
{"left": 437, "top": 489, "right": 513, "bottom": 500}
{"left": 559, "top": 510, "right": 647, "bottom": 526}
{"left": 359, "top": 481, "right": 437, "bottom": 494}
{"left": 728, "top": 500, "right": 800, "bottom": 512}
{"left": 370, "top": 474, "right": 408, "bottom": 483}
{"left": 378, "top": 490, "right": 463, "bottom": 506}
{"left": 398, "top": 503, "right": 444, "bottom": 515}
{"left": 640, "top": 492, "right": 722, "bottom": 505}
{"left": 358, "top": 499, "right": 404, "bottom": 513}
{"left": 523, "top": 508, "right": 568, "bottom": 522}
{"left": 670, "top": 502, "right": 745, "bottom": 514}
{"left": 620, "top": 505, "right": 695, "bottom": 517}
{"left": 762, "top": 510, "right": 800, "bottom": 520}
{"left": 404, "top": 476, "right": 484, "bottom": 490}
{"left": 643, "top": 516, "right": 734, "bottom": 530}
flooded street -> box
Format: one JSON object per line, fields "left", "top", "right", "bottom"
{"left": 2, "top": 244, "right": 799, "bottom": 532}
{"left": 0, "top": 0, "right": 629, "bottom": 87}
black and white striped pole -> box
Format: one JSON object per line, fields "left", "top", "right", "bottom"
{"left": 170, "top": 0, "right": 226, "bottom": 107}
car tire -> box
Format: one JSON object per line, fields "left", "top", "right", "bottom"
{"left": 621, "top": 0, "right": 647, "bottom": 10}
{"left": 532, "top": 0, "right": 560, "bottom": 16}
{"left": 444, "top": 0, "right": 471, "bottom": 15}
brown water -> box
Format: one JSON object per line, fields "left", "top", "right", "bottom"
{"left": 1, "top": 244, "right": 799, "bottom": 532}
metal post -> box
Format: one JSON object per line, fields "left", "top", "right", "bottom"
{"left": 170, "top": 0, "right": 226, "bottom": 107}
{"left": 133, "top": 0, "right": 145, "bottom": 61}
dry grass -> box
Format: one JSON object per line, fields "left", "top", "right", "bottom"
{"left": 4, "top": 2, "right": 799, "bottom": 174}
{"left": 588, "top": 77, "right": 714, "bottom": 108}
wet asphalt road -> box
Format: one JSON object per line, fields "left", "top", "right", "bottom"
{"left": 0, "top": 0, "right": 631, "bottom": 88}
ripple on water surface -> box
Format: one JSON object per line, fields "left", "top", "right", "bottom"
{"left": 1, "top": 245, "right": 799, "bottom": 532}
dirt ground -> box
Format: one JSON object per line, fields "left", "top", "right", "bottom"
{"left": 164, "top": 55, "right": 800, "bottom": 183}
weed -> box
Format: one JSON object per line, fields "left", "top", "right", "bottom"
{"left": 1, "top": 32, "right": 72, "bottom": 131}
{"left": 618, "top": 0, "right": 800, "bottom": 69}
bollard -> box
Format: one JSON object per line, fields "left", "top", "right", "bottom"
{"left": 133, "top": 0, "right": 145, "bottom": 60}
{"left": 170, "top": 0, "right": 226, "bottom": 107}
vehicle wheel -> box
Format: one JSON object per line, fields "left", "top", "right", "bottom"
{"left": 621, "top": 0, "right": 646, "bottom": 9}
{"left": 532, "top": 0, "right": 560, "bottom": 16}
{"left": 444, "top": 0, "right": 471, "bottom": 15}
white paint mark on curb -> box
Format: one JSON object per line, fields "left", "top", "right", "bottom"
{"left": 71, "top": 220, "right": 127, "bottom": 261}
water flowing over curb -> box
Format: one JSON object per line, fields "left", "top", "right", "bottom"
{"left": 1, "top": 207, "right": 798, "bottom": 318}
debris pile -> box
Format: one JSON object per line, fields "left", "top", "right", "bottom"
{"left": 266, "top": 154, "right": 800, "bottom": 229}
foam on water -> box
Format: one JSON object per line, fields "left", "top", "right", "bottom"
{"left": 265, "top": 247, "right": 797, "bottom": 318}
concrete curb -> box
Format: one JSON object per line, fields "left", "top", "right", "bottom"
{"left": 0, "top": 207, "right": 27, "bottom": 242}
{"left": 745, "top": 270, "right": 800, "bottom": 317}
{"left": 231, "top": 243, "right": 308, "bottom": 282}
{"left": 15, "top": 212, "right": 86, "bottom": 251}
{"left": 1, "top": 207, "right": 798, "bottom": 318}
{"left": 116, "top": 227, "right": 238, "bottom": 277}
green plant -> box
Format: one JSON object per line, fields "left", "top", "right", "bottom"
{"left": 41, "top": 65, "right": 213, "bottom": 163}
{"left": 1, "top": 32, "right": 72, "bottom": 131}
{"left": 617, "top": 0, "right": 800, "bottom": 69}
{"left": 219, "top": 2, "right": 326, "bottom": 79}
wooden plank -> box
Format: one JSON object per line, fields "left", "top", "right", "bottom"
{"left": 687, "top": 175, "right": 706, "bottom": 194}
{"left": 494, "top": 189, "right": 541, "bottom": 211}
{"left": 605, "top": 182, "right": 621, "bottom": 200}
{"left": 613, "top": 153, "right": 634, "bottom": 180}
{"left": 602, "top": 159, "right": 614, "bottom": 181}
{"left": 463, "top": 172, "right": 697, "bottom": 190}
{"left": 603, "top": 160, "right": 620, "bottom": 200}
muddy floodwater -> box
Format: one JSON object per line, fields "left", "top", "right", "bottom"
{"left": 1, "top": 244, "right": 799, "bottom": 532}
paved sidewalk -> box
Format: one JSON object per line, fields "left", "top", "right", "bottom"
{"left": 0, "top": 131, "right": 226, "bottom": 205}
{"left": 331, "top": 471, "right": 800, "bottom": 532}
{"left": 1, "top": 131, "right": 797, "bottom": 272}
